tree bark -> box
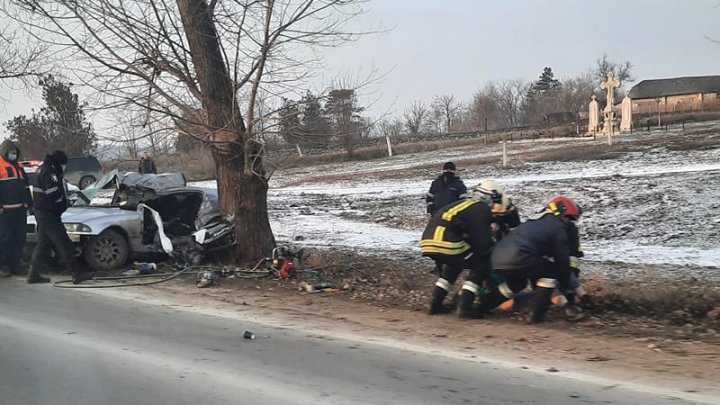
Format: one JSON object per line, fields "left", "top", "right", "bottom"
{"left": 176, "top": 0, "right": 275, "bottom": 262}
{"left": 213, "top": 141, "right": 275, "bottom": 262}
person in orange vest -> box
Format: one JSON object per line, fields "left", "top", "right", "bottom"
{"left": 0, "top": 139, "right": 33, "bottom": 277}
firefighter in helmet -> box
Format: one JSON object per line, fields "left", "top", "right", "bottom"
{"left": 490, "top": 195, "right": 581, "bottom": 323}
{"left": 490, "top": 199, "right": 592, "bottom": 321}
{"left": 477, "top": 179, "right": 520, "bottom": 241}
{"left": 420, "top": 181, "right": 498, "bottom": 319}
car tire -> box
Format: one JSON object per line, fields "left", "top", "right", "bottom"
{"left": 84, "top": 229, "right": 129, "bottom": 271}
{"left": 79, "top": 175, "right": 96, "bottom": 190}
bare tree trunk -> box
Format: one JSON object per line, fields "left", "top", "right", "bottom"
{"left": 176, "top": 0, "right": 275, "bottom": 262}
{"left": 213, "top": 142, "right": 274, "bottom": 262}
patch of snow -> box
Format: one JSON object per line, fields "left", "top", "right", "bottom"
{"left": 189, "top": 138, "right": 720, "bottom": 272}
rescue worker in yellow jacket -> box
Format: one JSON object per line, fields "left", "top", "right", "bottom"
{"left": 420, "top": 182, "right": 497, "bottom": 319}
{"left": 0, "top": 139, "right": 33, "bottom": 277}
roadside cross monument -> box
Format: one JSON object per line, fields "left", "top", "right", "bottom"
{"left": 620, "top": 90, "right": 632, "bottom": 133}
{"left": 588, "top": 95, "right": 599, "bottom": 135}
{"left": 600, "top": 72, "right": 620, "bottom": 144}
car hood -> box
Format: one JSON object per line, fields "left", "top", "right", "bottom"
{"left": 60, "top": 207, "right": 137, "bottom": 223}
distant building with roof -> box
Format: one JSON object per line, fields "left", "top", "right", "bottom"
{"left": 628, "top": 75, "right": 720, "bottom": 115}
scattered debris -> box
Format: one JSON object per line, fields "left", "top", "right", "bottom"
{"left": 586, "top": 356, "right": 612, "bottom": 362}
{"left": 196, "top": 271, "right": 214, "bottom": 288}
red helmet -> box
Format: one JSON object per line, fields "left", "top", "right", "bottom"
{"left": 547, "top": 196, "right": 580, "bottom": 220}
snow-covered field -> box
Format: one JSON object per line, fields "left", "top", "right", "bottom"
{"left": 192, "top": 124, "right": 720, "bottom": 276}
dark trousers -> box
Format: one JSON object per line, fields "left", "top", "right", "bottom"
{"left": 0, "top": 207, "right": 27, "bottom": 268}
{"left": 30, "top": 210, "right": 78, "bottom": 272}
{"left": 434, "top": 252, "right": 492, "bottom": 287}
{"left": 500, "top": 258, "right": 568, "bottom": 294}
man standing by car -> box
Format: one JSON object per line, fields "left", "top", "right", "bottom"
{"left": 27, "top": 150, "right": 94, "bottom": 284}
{"left": 0, "top": 139, "right": 33, "bottom": 277}
{"left": 138, "top": 151, "right": 157, "bottom": 174}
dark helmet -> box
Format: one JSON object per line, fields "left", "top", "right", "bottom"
{"left": 442, "top": 161, "right": 456, "bottom": 172}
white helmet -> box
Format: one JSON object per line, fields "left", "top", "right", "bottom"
{"left": 473, "top": 180, "right": 503, "bottom": 202}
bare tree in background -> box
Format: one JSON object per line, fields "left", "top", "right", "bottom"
{"left": 0, "top": 28, "right": 45, "bottom": 80}
{"left": 488, "top": 79, "right": 528, "bottom": 128}
{"left": 3, "top": 0, "right": 370, "bottom": 262}
{"left": 432, "top": 94, "right": 459, "bottom": 133}
{"left": 558, "top": 71, "right": 595, "bottom": 116}
{"left": 468, "top": 90, "right": 501, "bottom": 131}
{"left": 594, "top": 54, "right": 634, "bottom": 100}
{"left": 377, "top": 117, "right": 403, "bottom": 138}
{"left": 403, "top": 100, "right": 428, "bottom": 135}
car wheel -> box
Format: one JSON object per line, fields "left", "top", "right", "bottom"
{"left": 84, "top": 229, "right": 129, "bottom": 271}
{"left": 79, "top": 175, "right": 96, "bottom": 190}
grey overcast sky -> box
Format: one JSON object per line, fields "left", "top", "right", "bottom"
{"left": 1, "top": 0, "right": 720, "bottom": 139}
{"left": 319, "top": 0, "right": 720, "bottom": 115}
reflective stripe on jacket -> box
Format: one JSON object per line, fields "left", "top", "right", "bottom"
{"left": 33, "top": 158, "right": 68, "bottom": 214}
{"left": 420, "top": 197, "right": 494, "bottom": 257}
{"left": 0, "top": 157, "right": 32, "bottom": 210}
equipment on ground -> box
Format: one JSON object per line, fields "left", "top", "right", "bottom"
{"left": 270, "top": 246, "right": 303, "bottom": 280}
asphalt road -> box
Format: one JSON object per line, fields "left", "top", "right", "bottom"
{"left": 0, "top": 278, "right": 710, "bottom": 405}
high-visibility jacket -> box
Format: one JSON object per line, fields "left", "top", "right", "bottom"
{"left": 420, "top": 197, "right": 494, "bottom": 257}
{"left": 0, "top": 141, "right": 32, "bottom": 210}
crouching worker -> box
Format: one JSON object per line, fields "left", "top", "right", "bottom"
{"left": 420, "top": 183, "right": 496, "bottom": 319}
{"left": 493, "top": 211, "right": 592, "bottom": 321}
{"left": 490, "top": 196, "right": 581, "bottom": 323}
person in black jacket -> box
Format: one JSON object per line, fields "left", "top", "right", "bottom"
{"left": 425, "top": 162, "right": 467, "bottom": 216}
{"left": 138, "top": 151, "right": 157, "bottom": 174}
{"left": 490, "top": 195, "right": 581, "bottom": 323}
{"left": 0, "top": 139, "right": 33, "bottom": 277}
{"left": 420, "top": 184, "right": 495, "bottom": 319}
{"left": 27, "top": 150, "right": 95, "bottom": 284}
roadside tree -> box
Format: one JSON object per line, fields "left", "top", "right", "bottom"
{"left": 3, "top": 0, "right": 370, "bottom": 262}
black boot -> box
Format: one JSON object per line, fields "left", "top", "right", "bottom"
{"left": 72, "top": 271, "right": 96, "bottom": 285}
{"left": 476, "top": 290, "right": 509, "bottom": 316}
{"left": 428, "top": 286, "right": 451, "bottom": 315}
{"left": 529, "top": 286, "right": 555, "bottom": 324}
{"left": 26, "top": 266, "right": 51, "bottom": 284}
{"left": 457, "top": 290, "right": 482, "bottom": 319}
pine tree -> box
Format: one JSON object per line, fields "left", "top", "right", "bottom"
{"left": 6, "top": 75, "right": 97, "bottom": 158}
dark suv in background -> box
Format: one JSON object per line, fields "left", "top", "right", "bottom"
{"left": 65, "top": 156, "right": 104, "bottom": 189}
{"left": 23, "top": 156, "right": 104, "bottom": 190}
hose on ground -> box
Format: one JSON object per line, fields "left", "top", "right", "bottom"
{"left": 52, "top": 265, "right": 219, "bottom": 289}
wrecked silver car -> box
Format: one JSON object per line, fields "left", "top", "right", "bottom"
{"left": 26, "top": 171, "right": 235, "bottom": 271}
